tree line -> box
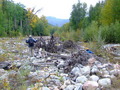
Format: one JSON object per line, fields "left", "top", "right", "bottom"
{"left": 0, "top": 0, "right": 56, "bottom": 37}
{"left": 55, "top": 0, "right": 120, "bottom": 43}
{"left": 0, "top": 0, "right": 120, "bottom": 44}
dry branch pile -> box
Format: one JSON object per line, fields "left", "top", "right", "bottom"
{"left": 34, "top": 36, "right": 106, "bottom": 73}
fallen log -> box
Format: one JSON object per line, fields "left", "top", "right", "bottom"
{"left": 46, "top": 52, "right": 71, "bottom": 60}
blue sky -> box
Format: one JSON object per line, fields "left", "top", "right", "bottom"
{"left": 13, "top": 0, "right": 103, "bottom": 19}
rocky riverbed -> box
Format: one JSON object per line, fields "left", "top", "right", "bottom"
{"left": 0, "top": 37, "right": 120, "bottom": 90}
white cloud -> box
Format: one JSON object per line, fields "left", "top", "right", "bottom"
{"left": 13, "top": 0, "right": 102, "bottom": 19}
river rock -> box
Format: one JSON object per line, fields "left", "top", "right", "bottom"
{"left": 81, "top": 66, "right": 90, "bottom": 75}
{"left": 83, "top": 81, "right": 99, "bottom": 90}
{"left": 0, "top": 69, "right": 7, "bottom": 75}
{"left": 89, "top": 75, "right": 99, "bottom": 82}
{"left": 98, "top": 78, "right": 111, "bottom": 87}
{"left": 76, "top": 76, "right": 88, "bottom": 83}
{"left": 71, "top": 67, "right": 81, "bottom": 76}
{"left": 65, "top": 85, "right": 74, "bottom": 90}
{"left": 91, "top": 65, "right": 99, "bottom": 74}
{"left": 74, "top": 83, "right": 83, "bottom": 90}
{"left": 42, "top": 87, "right": 50, "bottom": 90}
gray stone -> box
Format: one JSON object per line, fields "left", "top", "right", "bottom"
{"left": 65, "top": 85, "right": 74, "bottom": 90}
{"left": 83, "top": 81, "right": 98, "bottom": 90}
{"left": 71, "top": 67, "right": 81, "bottom": 76}
{"left": 50, "top": 75, "right": 60, "bottom": 79}
{"left": 91, "top": 65, "right": 99, "bottom": 73}
{"left": 42, "top": 87, "right": 50, "bottom": 90}
{"left": 98, "top": 78, "right": 111, "bottom": 87}
{"left": 0, "top": 69, "right": 7, "bottom": 75}
{"left": 89, "top": 75, "right": 99, "bottom": 82}
{"left": 81, "top": 66, "right": 90, "bottom": 75}
{"left": 76, "top": 76, "right": 88, "bottom": 83}
{"left": 74, "top": 83, "right": 83, "bottom": 90}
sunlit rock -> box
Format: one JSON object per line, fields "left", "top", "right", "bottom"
{"left": 98, "top": 78, "right": 111, "bottom": 87}
{"left": 83, "top": 81, "right": 99, "bottom": 90}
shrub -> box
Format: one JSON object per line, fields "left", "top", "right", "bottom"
{"left": 83, "top": 21, "right": 99, "bottom": 41}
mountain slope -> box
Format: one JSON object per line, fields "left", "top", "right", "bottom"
{"left": 46, "top": 16, "right": 69, "bottom": 27}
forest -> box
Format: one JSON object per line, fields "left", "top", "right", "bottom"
{"left": 0, "top": 0, "right": 120, "bottom": 44}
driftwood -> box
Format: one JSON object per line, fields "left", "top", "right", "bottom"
{"left": 63, "top": 40, "right": 77, "bottom": 49}
{"left": 34, "top": 36, "right": 106, "bottom": 73}
{"left": 45, "top": 35, "right": 57, "bottom": 53}
{"left": 34, "top": 36, "right": 46, "bottom": 50}
{"left": 47, "top": 52, "right": 71, "bottom": 60}
{"left": 34, "top": 35, "right": 59, "bottom": 53}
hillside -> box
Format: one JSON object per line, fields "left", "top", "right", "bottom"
{"left": 46, "top": 16, "right": 69, "bottom": 27}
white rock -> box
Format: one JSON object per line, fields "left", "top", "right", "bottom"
{"left": 89, "top": 75, "right": 99, "bottom": 82}
{"left": 102, "top": 74, "right": 111, "bottom": 78}
{"left": 0, "top": 69, "right": 7, "bottom": 76}
{"left": 28, "top": 72, "right": 37, "bottom": 78}
{"left": 76, "top": 76, "right": 88, "bottom": 83}
{"left": 83, "top": 81, "right": 99, "bottom": 90}
{"left": 98, "top": 78, "right": 111, "bottom": 87}
{"left": 94, "top": 61, "right": 101, "bottom": 65}
{"left": 42, "top": 87, "right": 50, "bottom": 90}
{"left": 103, "top": 70, "right": 109, "bottom": 75}
{"left": 50, "top": 79, "right": 61, "bottom": 86}
{"left": 91, "top": 65, "right": 99, "bottom": 73}
{"left": 64, "top": 80, "right": 71, "bottom": 85}
{"left": 65, "top": 85, "right": 74, "bottom": 90}
{"left": 74, "top": 83, "right": 83, "bottom": 90}
{"left": 81, "top": 66, "right": 90, "bottom": 75}
{"left": 88, "top": 57, "right": 96, "bottom": 66}
{"left": 30, "top": 57, "right": 36, "bottom": 60}
{"left": 26, "top": 88, "right": 31, "bottom": 90}
{"left": 71, "top": 67, "right": 81, "bottom": 76}
{"left": 57, "top": 60, "right": 65, "bottom": 68}
{"left": 110, "top": 75, "right": 116, "bottom": 79}
{"left": 110, "top": 69, "right": 120, "bottom": 76}
{"left": 50, "top": 75, "right": 60, "bottom": 79}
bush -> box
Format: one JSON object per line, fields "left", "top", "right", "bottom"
{"left": 83, "top": 21, "right": 120, "bottom": 44}
{"left": 100, "top": 21, "right": 120, "bottom": 43}
{"left": 83, "top": 21, "right": 99, "bottom": 41}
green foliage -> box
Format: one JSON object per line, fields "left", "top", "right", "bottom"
{"left": 88, "top": 2, "right": 104, "bottom": 25}
{"left": 83, "top": 21, "right": 120, "bottom": 43}
{"left": 70, "top": 1, "right": 87, "bottom": 29}
{"left": 33, "top": 16, "right": 50, "bottom": 36}
{"left": 55, "top": 29, "right": 81, "bottom": 41}
{"left": 100, "top": 0, "right": 120, "bottom": 25}
{"left": 83, "top": 21, "right": 99, "bottom": 41}
{"left": 100, "top": 21, "right": 120, "bottom": 43}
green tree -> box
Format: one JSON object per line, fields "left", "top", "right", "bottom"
{"left": 100, "top": 0, "right": 120, "bottom": 25}
{"left": 70, "top": 0, "right": 87, "bottom": 30}
{"left": 33, "top": 16, "right": 49, "bottom": 36}
{"left": 88, "top": 2, "right": 104, "bottom": 26}
{"left": 100, "top": 0, "right": 114, "bottom": 25}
